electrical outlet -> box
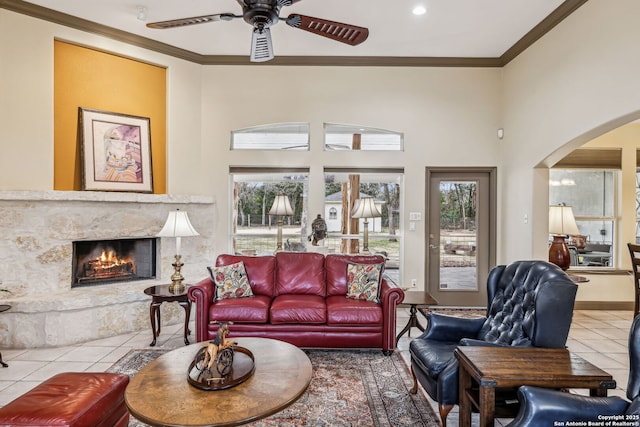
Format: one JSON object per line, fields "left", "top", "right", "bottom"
{"left": 411, "top": 279, "right": 417, "bottom": 287}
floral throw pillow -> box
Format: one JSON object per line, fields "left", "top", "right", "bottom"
{"left": 346, "top": 262, "right": 383, "bottom": 302}
{"left": 208, "top": 261, "right": 254, "bottom": 301}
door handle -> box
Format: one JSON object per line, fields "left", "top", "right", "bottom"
{"left": 429, "top": 244, "right": 438, "bottom": 250}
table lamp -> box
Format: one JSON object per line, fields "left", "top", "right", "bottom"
{"left": 158, "top": 209, "right": 200, "bottom": 293}
{"left": 269, "top": 195, "right": 294, "bottom": 251}
{"left": 351, "top": 197, "right": 381, "bottom": 253}
{"left": 548, "top": 204, "right": 579, "bottom": 271}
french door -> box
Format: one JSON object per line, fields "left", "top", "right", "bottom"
{"left": 426, "top": 168, "right": 496, "bottom": 307}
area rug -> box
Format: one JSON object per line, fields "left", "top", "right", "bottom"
{"left": 109, "top": 348, "right": 439, "bottom": 426}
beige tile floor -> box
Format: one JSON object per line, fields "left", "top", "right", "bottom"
{"left": 0, "top": 308, "right": 634, "bottom": 426}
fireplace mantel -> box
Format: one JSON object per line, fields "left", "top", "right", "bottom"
{"left": 0, "top": 190, "right": 216, "bottom": 348}
{"left": 0, "top": 190, "right": 213, "bottom": 205}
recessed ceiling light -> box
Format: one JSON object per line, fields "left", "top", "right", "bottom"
{"left": 412, "top": 5, "right": 427, "bottom": 16}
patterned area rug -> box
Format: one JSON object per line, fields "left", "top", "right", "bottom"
{"left": 109, "top": 347, "right": 439, "bottom": 426}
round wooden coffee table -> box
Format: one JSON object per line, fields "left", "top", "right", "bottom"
{"left": 125, "top": 337, "right": 312, "bottom": 426}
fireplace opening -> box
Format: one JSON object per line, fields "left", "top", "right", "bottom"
{"left": 72, "top": 238, "right": 157, "bottom": 287}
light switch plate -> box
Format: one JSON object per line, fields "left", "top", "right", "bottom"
{"left": 409, "top": 212, "right": 422, "bottom": 221}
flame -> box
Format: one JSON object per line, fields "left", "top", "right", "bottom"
{"left": 94, "top": 249, "right": 132, "bottom": 268}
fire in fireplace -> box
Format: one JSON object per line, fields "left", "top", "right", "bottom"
{"left": 72, "top": 238, "right": 157, "bottom": 287}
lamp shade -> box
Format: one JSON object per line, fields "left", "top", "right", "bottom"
{"left": 548, "top": 205, "right": 580, "bottom": 235}
{"left": 158, "top": 209, "right": 200, "bottom": 238}
{"left": 351, "top": 197, "right": 381, "bottom": 219}
{"left": 269, "top": 195, "right": 294, "bottom": 216}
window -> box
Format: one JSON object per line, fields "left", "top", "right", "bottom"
{"left": 231, "top": 169, "right": 309, "bottom": 255}
{"left": 549, "top": 169, "right": 618, "bottom": 268}
{"left": 324, "top": 123, "right": 403, "bottom": 151}
{"left": 231, "top": 123, "right": 309, "bottom": 150}
{"left": 323, "top": 168, "right": 403, "bottom": 280}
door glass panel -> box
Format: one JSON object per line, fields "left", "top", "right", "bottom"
{"left": 438, "top": 180, "right": 478, "bottom": 290}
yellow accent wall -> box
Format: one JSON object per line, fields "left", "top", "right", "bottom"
{"left": 54, "top": 41, "right": 166, "bottom": 193}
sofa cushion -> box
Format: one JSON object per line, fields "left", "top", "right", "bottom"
{"left": 346, "top": 262, "right": 383, "bottom": 302}
{"left": 216, "top": 254, "right": 276, "bottom": 297}
{"left": 275, "top": 252, "right": 326, "bottom": 296}
{"left": 270, "top": 294, "right": 326, "bottom": 324}
{"left": 208, "top": 295, "right": 271, "bottom": 323}
{"left": 209, "top": 262, "right": 254, "bottom": 300}
{"left": 326, "top": 295, "right": 382, "bottom": 325}
{"left": 325, "top": 254, "right": 386, "bottom": 296}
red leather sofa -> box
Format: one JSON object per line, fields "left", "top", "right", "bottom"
{"left": 188, "top": 252, "right": 405, "bottom": 354}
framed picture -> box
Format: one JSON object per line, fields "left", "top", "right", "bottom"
{"left": 78, "top": 108, "right": 153, "bottom": 193}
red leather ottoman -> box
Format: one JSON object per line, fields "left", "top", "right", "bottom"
{"left": 0, "top": 372, "right": 129, "bottom": 427}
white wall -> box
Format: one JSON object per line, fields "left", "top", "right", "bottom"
{"left": 501, "top": 0, "right": 640, "bottom": 301}
{"left": 200, "top": 66, "right": 502, "bottom": 289}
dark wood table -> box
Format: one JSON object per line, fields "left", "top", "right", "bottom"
{"left": 396, "top": 291, "right": 439, "bottom": 342}
{"left": 144, "top": 284, "right": 191, "bottom": 346}
{"left": 455, "top": 346, "right": 616, "bottom": 427}
{"left": 125, "top": 337, "right": 312, "bottom": 427}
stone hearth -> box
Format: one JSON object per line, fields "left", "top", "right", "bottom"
{"left": 0, "top": 190, "right": 216, "bottom": 348}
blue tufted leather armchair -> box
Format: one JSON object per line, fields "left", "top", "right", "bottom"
{"left": 506, "top": 314, "right": 640, "bottom": 426}
{"left": 409, "top": 260, "right": 578, "bottom": 427}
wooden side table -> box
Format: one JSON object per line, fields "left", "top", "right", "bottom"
{"left": 455, "top": 346, "right": 616, "bottom": 427}
{"left": 143, "top": 285, "right": 191, "bottom": 346}
{"left": 0, "top": 305, "right": 10, "bottom": 367}
{"left": 396, "top": 291, "right": 439, "bottom": 342}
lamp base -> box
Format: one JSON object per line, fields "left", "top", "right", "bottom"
{"left": 169, "top": 254, "right": 185, "bottom": 294}
{"left": 549, "top": 235, "right": 571, "bottom": 271}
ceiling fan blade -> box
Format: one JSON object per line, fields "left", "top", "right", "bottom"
{"left": 278, "top": 0, "right": 304, "bottom": 5}
{"left": 146, "top": 13, "right": 238, "bottom": 29}
{"left": 250, "top": 27, "right": 274, "bottom": 62}
{"left": 286, "top": 14, "right": 368, "bottom": 46}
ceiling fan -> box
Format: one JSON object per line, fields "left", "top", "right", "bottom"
{"left": 146, "top": 0, "right": 369, "bottom": 62}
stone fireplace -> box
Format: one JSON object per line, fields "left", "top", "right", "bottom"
{"left": 0, "top": 190, "right": 216, "bottom": 348}
{"left": 72, "top": 238, "right": 157, "bottom": 287}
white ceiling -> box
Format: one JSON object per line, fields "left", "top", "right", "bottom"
{"left": 17, "top": 0, "right": 575, "bottom": 62}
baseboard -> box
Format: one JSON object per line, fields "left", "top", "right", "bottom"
{"left": 574, "top": 301, "right": 634, "bottom": 311}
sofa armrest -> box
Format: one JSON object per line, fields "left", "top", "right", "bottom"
{"left": 379, "top": 278, "right": 404, "bottom": 352}
{"left": 506, "top": 386, "right": 629, "bottom": 427}
{"left": 418, "top": 312, "right": 486, "bottom": 342}
{"left": 187, "top": 277, "right": 215, "bottom": 342}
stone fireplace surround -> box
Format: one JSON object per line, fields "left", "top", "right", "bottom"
{"left": 0, "top": 190, "right": 216, "bottom": 348}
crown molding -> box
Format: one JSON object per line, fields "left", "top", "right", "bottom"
{"left": 0, "top": 0, "right": 588, "bottom": 67}
{"left": 500, "top": 0, "right": 589, "bottom": 65}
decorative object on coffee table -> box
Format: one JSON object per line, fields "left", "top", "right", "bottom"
{"left": 158, "top": 209, "right": 200, "bottom": 293}
{"left": 189, "top": 345, "right": 255, "bottom": 391}
{"left": 78, "top": 107, "right": 153, "bottom": 193}
{"left": 351, "top": 197, "right": 381, "bottom": 253}
{"left": 269, "top": 195, "right": 294, "bottom": 252}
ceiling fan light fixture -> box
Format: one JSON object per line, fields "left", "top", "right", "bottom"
{"left": 250, "top": 27, "right": 274, "bottom": 62}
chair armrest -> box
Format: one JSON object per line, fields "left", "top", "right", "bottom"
{"left": 187, "top": 277, "right": 215, "bottom": 342}
{"left": 459, "top": 338, "right": 509, "bottom": 347}
{"left": 379, "top": 278, "right": 404, "bottom": 352}
{"left": 506, "top": 386, "right": 629, "bottom": 427}
{"left": 417, "top": 312, "right": 486, "bottom": 342}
